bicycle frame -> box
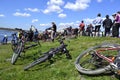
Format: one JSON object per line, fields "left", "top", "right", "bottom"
{"left": 75, "top": 43, "right": 120, "bottom": 76}
{"left": 91, "top": 46, "right": 120, "bottom": 74}
{"left": 24, "top": 38, "right": 72, "bottom": 70}
{"left": 95, "top": 47, "right": 120, "bottom": 63}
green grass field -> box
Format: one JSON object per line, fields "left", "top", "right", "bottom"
{"left": 0, "top": 36, "right": 120, "bottom": 80}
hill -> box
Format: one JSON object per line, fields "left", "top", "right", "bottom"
{"left": 0, "top": 36, "right": 120, "bottom": 80}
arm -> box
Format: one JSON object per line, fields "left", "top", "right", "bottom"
{"left": 115, "top": 15, "right": 119, "bottom": 21}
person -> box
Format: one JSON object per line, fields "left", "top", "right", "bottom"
{"left": 79, "top": 20, "right": 85, "bottom": 36}
{"left": 86, "top": 24, "right": 94, "bottom": 37}
{"left": 11, "top": 33, "right": 18, "bottom": 44}
{"left": 114, "top": 11, "right": 120, "bottom": 37}
{"left": 103, "top": 15, "right": 112, "bottom": 36}
{"left": 67, "top": 26, "right": 72, "bottom": 36}
{"left": 34, "top": 29, "right": 39, "bottom": 41}
{"left": 30, "top": 25, "right": 36, "bottom": 32}
{"left": 19, "top": 30, "right": 24, "bottom": 39}
{"left": 112, "top": 13, "right": 117, "bottom": 37}
{"left": 93, "top": 13, "right": 103, "bottom": 37}
{"left": 28, "top": 25, "right": 36, "bottom": 41}
{"left": 73, "top": 28, "right": 79, "bottom": 37}
{"left": 43, "top": 29, "right": 49, "bottom": 41}
{"left": 51, "top": 22, "right": 57, "bottom": 42}
{"left": 2, "top": 34, "right": 8, "bottom": 44}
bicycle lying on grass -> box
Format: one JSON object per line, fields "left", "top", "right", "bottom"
{"left": 24, "top": 38, "right": 72, "bottom": 70}
{"left": 11, "top": 32, "right": 40, "bottom": 65}
{"left": 75, "top": 43, "right": 120, "bottom": 76}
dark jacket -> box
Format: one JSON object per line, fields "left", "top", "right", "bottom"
{"left": 103, "top": 18, "right": 112, "bottom": 28}
{"left": 52, "top": 24, "right": 57, "bottom": 32}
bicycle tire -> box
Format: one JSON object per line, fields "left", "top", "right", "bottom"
{"left": 24, "top": 54, "right": 49, "bottom": 70}
{"left": 75, "top": 43, "right": 120, "bottom": 75}
{"left": 11, "top": 41, "right": 23, "bottom": 65}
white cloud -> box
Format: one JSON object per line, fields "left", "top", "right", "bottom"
{"left": 47, "top": 0, "right": 64, "bottom": 6}
{"left": 57, "top": 18, "right": 95, "bottom": 30}
{"left": 39, "top": 22, "right": 76, "bottom": 31}
{"left": 39, "top": 23, "right": 51, "bottom": 27}
{"left": 32, "top": 19, "right": 39, "bottom": 23}
{"left": 43, "top": 5, "right": 63, "bottom": 14}
{"left": 97, "top": 0, "right": 102, "bottom": 3}
{"left": 43, "top": 0, "right": 64, "bottom": 14}
{"left": 0, "top": 14, "right": 5, "bottom": 17}
{"left": 64, "top": 0, "right": 91, "bottom": 11}
{"left": 25, "top": 8, "right": 40, "bottom": 12}
{"left": 13, "top": 12, "right": 31, "bottom": 17}
{"left": 83, "top": 18, "right": 94, "bottom": 24}
{"left": 58, "top": 22, "right": 79, "bottom": 30}
{"left": 58, "top": 13, "right": 67, "bottom": 18}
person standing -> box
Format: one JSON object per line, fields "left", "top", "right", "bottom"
{"left": 79, "top": 20, "right": 85, "bottom": 36}
{"left": 103, "top": 15, "right": 112, "bottom": 36}
{"left": 34, "top": 29, "right": 39, "bottom": 40}
{"left": 29, "top": 25, "right": 36, "bottom": 41}
{"left": 51, "top": 22, "right": 57, "bottom": 42}
{"left": 86, "top": 24, "right": 94, "bottom": 37}
{"left": 112, "top": 13, "right": 116, "bottom": 37}
{"left": 2, "top": 34, "right": 8, "bottom": 44}
{"left": 114, "top": 11, "right": 120, "bottom": 37}
{"left": 93, "top": 13, "right": 103, "bottom": 37}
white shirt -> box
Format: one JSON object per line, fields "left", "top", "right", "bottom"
{"left": 93, "top": 17, "right": 103, "bottom": 26}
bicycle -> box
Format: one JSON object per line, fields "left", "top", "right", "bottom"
{"left": 11, "top": 31, "right": 40, "bottom": 65}
{"left": 24, "top": 38, "right": 72, "bottom": 70}
{"left": 75, "top": 43, "right": 120, "bottom": 76}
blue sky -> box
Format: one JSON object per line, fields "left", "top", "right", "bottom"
{"left": 0, "top": 0, "right": 119, "bottom": 31}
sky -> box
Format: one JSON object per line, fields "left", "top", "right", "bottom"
{"left": 0, "top": 0, "right": 120, "bottom": 31}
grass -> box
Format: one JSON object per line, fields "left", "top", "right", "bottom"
{"left": 0, "top": 36, "right": 120, "bottom": 80}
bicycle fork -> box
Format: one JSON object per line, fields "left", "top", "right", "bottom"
{"left": 110, "top": 62, "right": 120, "bottom": 75}
{"left": 62, "top": 48, "right": 72, "bottom": 59}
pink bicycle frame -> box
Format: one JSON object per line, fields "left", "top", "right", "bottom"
{"left": 95, "top": 47, "right": 120, "bottom": 63}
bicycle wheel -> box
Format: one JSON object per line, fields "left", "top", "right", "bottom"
{"left": 75, "top": 43, "right": 120, "bottom": 75}
{"left": 24, "top": 53, "right": 49, "bottom": 70}
{"left": 11, "top": 41, "right": 23, "bottom": 65}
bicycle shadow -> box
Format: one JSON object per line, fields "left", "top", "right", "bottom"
{"left": 24, "top": 59, "right": 57, "bottom": 71}
{"left": 23, "top": 53, "right": 66, "bottom": 71}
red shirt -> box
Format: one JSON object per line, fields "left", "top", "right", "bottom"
{"left": 79, "top": 23, "right": 85, "bottom": 30}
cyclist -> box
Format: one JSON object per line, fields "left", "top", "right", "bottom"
{"left": 51, "top": 22, "right": 57, "bottom": 42}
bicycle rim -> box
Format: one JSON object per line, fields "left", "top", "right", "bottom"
{"left": 75, "top": 43, "right": 120, "bottom": 75}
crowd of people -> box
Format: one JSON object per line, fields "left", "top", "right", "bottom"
{"left": 79, "top": 11, "right": 120, "bottom": 37}
{"left": 1, "top": 11, "right": 120, "bottom": 44}
{"left": 60, "top": 11, "right": 120, "bottom": 38}
{"left": 40, "top": 11, "right": 120, "bottom": 41}
{"left": 9, "top": 22, "right": 57, "bottom": 43}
